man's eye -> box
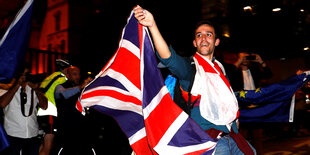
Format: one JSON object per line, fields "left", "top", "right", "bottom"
{"left": 196, "top": 34, "right": 202, "bottom": 38}
{"left": 207, "top": 33, "right": 212, "bottom": 37}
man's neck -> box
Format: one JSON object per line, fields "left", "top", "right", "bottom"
{"left": 22, "top": 83, "right": 27, "bottom": 90}
{"left": 206, "top": 56, "right": 213, "bottom": 62}
{"left": 199, "top": 53, "right": 213, "bottom": 62}
{"left": 240, "top": 65, "right": 249, "bottom": 71}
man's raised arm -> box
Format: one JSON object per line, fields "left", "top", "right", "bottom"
{"left": 134, "top": 5, "right": 171, "bottom": 59}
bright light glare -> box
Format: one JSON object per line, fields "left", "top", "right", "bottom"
{"left": 223, "top": 33, "right": 230, "bottom": 38}
{"left": 243, "top": 6, "right": 252, "bottom": 11}
{"left": 272, "top": 8, "right": 281, "bottom": 12}
{"left": 304, "top": 47, "right": 309, "bottom": 51}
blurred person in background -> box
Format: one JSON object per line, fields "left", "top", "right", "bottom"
{"left": 37, "top": 59, "right": 71, "bottom": 155}
{"left": 0, "top": 64, "right": 47, "bottom": 155}
{"left": 224, "top": 51, "right": 273, "bottom": 91}
{"left": 38, "top": 59, "right": 71, "bottom": 155}
{"left": 223, "top": 51, "right": 273, "bottom": 155}
{"left": 53, "top": 66, "right": 93, "bottom": 155}
{"left": 293, "top": 68, "right": 310, "bottom": 136}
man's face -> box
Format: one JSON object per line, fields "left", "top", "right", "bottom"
{"left": 67, "top": 67, "right": 80, "bottom": 85}
{"left": 193, "top": 24, "right": 220, "bottom": 59}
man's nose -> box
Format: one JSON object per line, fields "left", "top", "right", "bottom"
{"left": 201, "top": 35, "right": 207, "bottom": 40}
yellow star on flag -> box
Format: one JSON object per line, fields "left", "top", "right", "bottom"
{"left": 255, "top": 88, "right": 262, "bottom": 93}
{"left": 240, "top": 91, "right": 247, "bottom": 98}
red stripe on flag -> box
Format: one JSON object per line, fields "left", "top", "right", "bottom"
{"left": 194, "top": 54, "right": 232, "bottom": 92}
{"left": 138, "top": 23, "right": 143, "bottom": 58}
{"left": 110, "top": 47, "right": 141, "bottom": 90}
{"left": 76, "top": 99, "right": 83, "bottom": 113}
{"left": 131, "top": 136, "right": 157, "bottom": 155}
{"left": 213, "top": 61, "right": 232, "bottom": 92}
{"left": 194, "top": 54, "right": 217, "bottom": 73}
{"left": 82, "top": 89, "right": 142, "bottom": 106}
{"left": 144, "top": 93, "right": 183, "bottom": 146}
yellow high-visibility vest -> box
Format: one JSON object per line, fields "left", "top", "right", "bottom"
{"left": 37, "top": 71, "right": 67, "bottom": 116}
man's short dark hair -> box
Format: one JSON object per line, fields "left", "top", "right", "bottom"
{"left": 193, "top": 20, "right": 221, "bottom": 39}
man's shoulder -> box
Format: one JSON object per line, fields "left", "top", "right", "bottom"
{"left": 55, "top": 84, "right": 65, "bottom": 90}
{"left": 54, "top": 76, "right": 67, "bottom": 84}
{"left": 40, "top": 71, "right": 65, "bottom": 88}
{"left": 46, "top": 71, "right": 63, "bottom": 79}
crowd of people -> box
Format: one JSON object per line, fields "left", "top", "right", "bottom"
{"left": 0, "top": 60, "right": 96, "bottom": 155}
{"left": 0, "top": 5, "right": 309, "bottom": 155}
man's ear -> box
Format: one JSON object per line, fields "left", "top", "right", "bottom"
{"left": 215, "top": 38, "right": 220, "bottom": 46}
{"left": 193, "top": 40, "right": 197, "bottom": 47}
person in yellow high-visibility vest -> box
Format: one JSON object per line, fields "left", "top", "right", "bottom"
{"left": 37, "top": 59, "right": 71, "bottom": 155}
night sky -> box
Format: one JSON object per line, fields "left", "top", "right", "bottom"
{"left": 64, "top": 0, "right": 310, "bottom": 75}
{"left": 3, "top": 0, "right": 309, "bottom": 75}
{"left": 75, "top": 0, "right": 202, "bottom": 75}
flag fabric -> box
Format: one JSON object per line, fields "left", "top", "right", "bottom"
{"left": 165, "top": 72, "right": 310, "bottom": 123}
{"left": 77, "top": 10, "right": 217, "bottom": 155}
{"left": 0, "top": 0, "right": 34, "bottom": 83}
{"left": 0, "top": 0, "right": 34, "bottom": 151}
{"left": 236, "top": 73, "right": 310, "bottom": 122}
{"left": 191, "top": 53, "right": 239, "bottom": 126}
{"left": 0, "top": 122, "right": 9, "bottom": 152}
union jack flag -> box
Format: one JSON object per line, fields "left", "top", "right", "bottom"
{"left": 77, "top": 10, "right": 217, "bottom": 155}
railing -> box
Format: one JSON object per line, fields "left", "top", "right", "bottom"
{"left": 26, "top": 48, "right": 69, "bottom": 75}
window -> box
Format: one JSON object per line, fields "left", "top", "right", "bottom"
{"left": 54, "top": 11, "right": 61, "bottom": 31}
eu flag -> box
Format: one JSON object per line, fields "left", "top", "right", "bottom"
{"left": 237, "top": 73, "right": 310, "bottom": 122}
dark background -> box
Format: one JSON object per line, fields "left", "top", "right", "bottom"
{"left": 1, "top": 0, "right": 310, "bottom": 154}
{"left": 73, "top": 0, "right": 310, "bottom": 74}
{"left": 1, "top": 0, "right": 309, "bottom": 73}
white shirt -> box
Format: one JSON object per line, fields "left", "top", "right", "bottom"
{"left": 242, "top": 69, "right": 256, "bottom": 90}
{"left": 3, "top": 85, "right": 39, "bottom": 138}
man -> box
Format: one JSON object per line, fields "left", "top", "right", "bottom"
{"left": 37, "top": 59, "right": 71, "bottom": 155}
{"left": 134, "top": 6, "right": 256, "bottom": 154}
{"left": 225, "top": 52, "right": 272, "bottom": 91}
{"left": 53, "top": 66, "right": 93, "bottom": 155}
{"left": 0, "top": 66, "right": 47, "bottom": 155}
